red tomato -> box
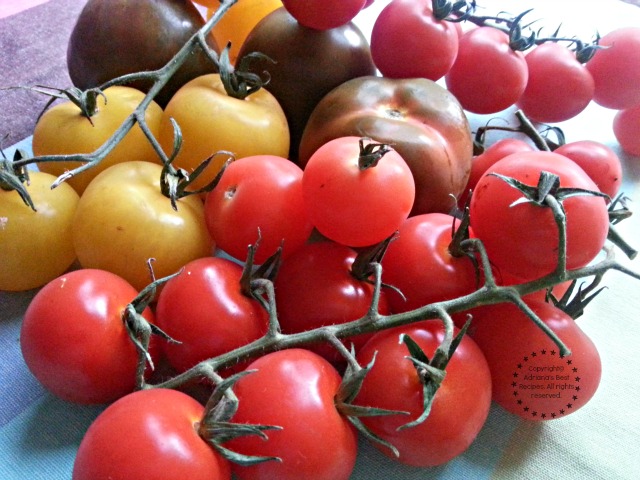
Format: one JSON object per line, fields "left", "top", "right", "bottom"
{"left": 445, "top": 27, "right": 528, "bottom": 114}
{"left": 73, "top": 389, "right": 231, "bottom": 480}
{"left": 370, "top": 0, "right": 460, "bottom": 81}
{"left": 468, "top": 300, "right": 601, "bottom": 420}
{"left": 302, "top": 136, "right": 415, "bottom": 247}
{"left": 613, "top": 104, "right": 640, "bottom": 156}
{"left": 354, "top": 321, "right": 492, "bottom": 466}
{"left": 586, "top": 27, "right": 640, "bottom": 109}
{"left": 226, "top": 349, "right": 358, "bottom": 480}
{"left": 154, "top": 257, "right": 269, "bottom": 374}
{"left": 204, "top": 155, "right": 313, "bottom": 263}
{"left": 517, "top": 42, "right": 595, "bottom": 123}
{"left": 381, "top": 213, "right": 478, "bottom": 313}
{"left": 469, "top": 151, "right": 609, "bottom": 281}
{"left": 274, "top": 240, "right": 389, "bottom": 366}
{"left": 281, "top": 0, "right": 365, "bottom": 30}
{"left": 20, "top": 269, "right": 157, "bottom": 404}
{"left": 555, "top": 140, "right": 623, "bottom": 198}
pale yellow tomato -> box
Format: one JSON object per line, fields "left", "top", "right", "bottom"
{"left": 208, "top": 0, "right": 282, "bottom": 63}
{"left": 158, "top": 73, "right": 289, "bottom": 192}
{"left": 0, "top": 171, "right": 79, "bottom": 291}
{"left": 72, "top": 161, "right": 214, "bottom": 291}
{"left": 32, "top": 86, "right": 163, "bottom": 194}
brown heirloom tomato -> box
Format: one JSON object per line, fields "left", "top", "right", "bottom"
{"left": 236, "top": 7, "right": 376, "bottom": 160}
{"left": 298, "top": 76, "right": 473, "bottom": 215}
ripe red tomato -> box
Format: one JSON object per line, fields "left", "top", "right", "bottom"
{"left": 274, "top": 240, "right": 389, "bottom": 366}
{"left": 20, "top": 269, "right": 157, "bottom": 404}
{"left": 469, "top": 151, "right": 609, "bottom": 281}
{"left": 204, "top": 155, "right": 313, "bottom": 263}
{"left": 554, "top": 140, "right": 623, "bottom": 198}
{"left": 586, "top": 27, "right": 640, "bottom": 109}
{"left": 302, "top": 136, "right": 415, "bottom": 247}
{"left": 370, "top": 0, "right": 460, "bottom": 81}
{"left": 225, "top": 349, "right": 358, "bottom": 480}
{"left": 613, "top": 104, "right": 640, "bottom": 156}
{"left": 154, "top": 257, "right": 269, "bottom": 374}
{"left": 281, "top": 0, "right": 365, "bottom": 30}
{"left": 73, "top": 388, "right": 231, "bottom": 480}
{"left": 445, "top": 27, "right": 528, "bottom": 114}
{"left": 381, "top": 213, "right": 478, "bottom": 313}
{"left": 517, "top": 42, "right": 594, "bottom": 123}
{"left": 354, "top": 320, "right": 492, "bottom": 467}
{"left": 468, "top": 300, "right": 601, "bottom": 420}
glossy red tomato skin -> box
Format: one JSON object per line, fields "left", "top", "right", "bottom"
{"left": 445, "top": 27, "right": 528, "bottom": 114}
{"left": 381, "top": 213, "right": 478, "bottom": 313}
{"left": 72, "top": 389, "right": 231, "bottom": 480}
{"left": 554, "top": 140, "right": 623, "bottom": 198}
{"left": 154, "top": 257, "right": 269, "bottom": 373}
{"left": 467, "top": 300, "right": 601, "bottom": 420}
{"left": 613, "top": 104, "right": 640, "bottom": 156}
{"left": 354, "top": 321, "right": 492, "bottom": 467}
{"left": 302, "top": 136, "right": 415, "bottom": 247}
{"left": 20, "top": 269, "right": 156, "bottom": 404}
{"left": 469, "top": 151, "right": 609, "bottom": 281}
{"left": 517, "top": 42, "right": 594, "bottom": 123}
{"left": 226, "top": 349, "right": 358, "bottom": 480}
{"left": 274, "top": 240, "right": 389, "bottom": 366}
{"left": 370, "top": 0, "right": 460, "bottom": 81}
{"left": 204, "top": 155, "right": 313, "bottom": 263}
{"left": 586, "top": 27, "right": 640, "bottom": 109}
{"left": 281, "top": 0, "right": 365, "bottom": 30}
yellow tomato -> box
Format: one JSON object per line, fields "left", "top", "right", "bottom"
{"left": 72, "top": 161, "right": 214, "bottom": 291}
{"left": 0, "top": 171, "right": 79, "bottom": 291}
{"left": 208, "top": 0, "right": 282, "bottom": 63}
{"left": 32, "top": 86, "right": 163, "bottom": 194}
{"left": 158, "top": 73, "right": 290, "bottom": 192}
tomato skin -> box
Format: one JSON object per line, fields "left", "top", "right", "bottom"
{"left": 586, "top": 27, "right": 640, "bottom": 109}
{"left": 613, "top": 104, "right": 640, "bottom": 156}
{"left": 445, "top": 27, "right": 528, "bottom": 114}
{"left": 469, "top": 151, "right": 609, "bottom": 281}
{"left": 274, "top": 240, "right": 389, "bottom": 366}
{"left": 354, "top": 321, "right": 492, "bottom": 467}
{"left": 381, "top": 213, "right": 478, "bottom": 313}
{"left": 302, "top": 136, "right": 415, "bottom": 247}
{"left": 236, "top": 7, "right": 376, "bottom": 160}
{"left": 371, "top": 0, "right": 460, "bottom": 81}
{"left": 73, "top": 388, "right": 231, "bottom": 480}
{"left": 155, "top": 257, "right": 269, "bottom": 373}
{"left": 0, "top": 172, "right": 79, "bottom": 292}
{"left": 468, "top": 300, "right": 601, "bottom": 420}
{"left": 159, "top": 74, "right": 290, "bottom": 192}
{"left": 554, "top": 140, "right": 623, "bottom": 198}
{"left": 33, "top": 86, "right": 163, "bottom": 194}
{"left": 299, "top": 76, "right": 473, "bottom": 215}
{"left": 281, "top": 0, "right": 365, "bottom": 30}
{"left": 517, "top": 42, "right": 594, "bottom": 123}
{"left": 226, "top": 349, "right": 358, "bottom": 480}
{"left": 20, "top": 269, "right": 156, "bottom": 404}
{"left": 204, "top": 155, "right": 313, "bottom": 263}
{"left": 72, "top": 161, "right": 213, "bottom": 292}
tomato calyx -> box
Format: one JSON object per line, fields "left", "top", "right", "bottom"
{"left": 239, "top": 235, "right": 283, "bottom": 298}
{"left": 607, "top": 194, "right": 638, "bottom": 260}
{"left": 431, "top": 0, "right": 476, "bottom": 22}
{"left": 0, "top": 147, "right": 36, "bottom": 210}
{"left": 218, "top": 42, "right": 275, "bottom": 100}
{"left": 357, "top": 137, "right": 395, "bottom": 170}
{"left": 546, "top": 277, "right": 606, "bottom": 321}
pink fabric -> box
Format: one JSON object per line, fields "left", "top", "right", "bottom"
{"left": 0, "top": 0, "right": 50, "bottom": 19}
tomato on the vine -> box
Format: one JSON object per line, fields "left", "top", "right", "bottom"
{"left": 73, "top": 388, "right": 231, "bottom": 480}
{"left": 20, "top": 269, "right": 157, "bottom": 404}
{"left": 370, "top": 0, "right": 460, "bottom": 81}
{"left": 281, "top": 0, "right": 365, "bottom": 30}
{"left": 613, "top": 104, "right": 640, "bottom": 156}
{"left": 302, "top": 136, "right": 415, "bottom": 247}
{"left": 225, "top": 348, "right": 358, "bottom": 480}
{"left": 354, "top": 320, "right": 492, "bottom": 467}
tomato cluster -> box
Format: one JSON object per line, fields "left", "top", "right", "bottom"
{"left": 2, "top": 1, "right": 639, "bottom": 479}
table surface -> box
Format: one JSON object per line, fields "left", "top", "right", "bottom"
{"left": 2, "top": 1, "right": 640, "bottom": 479}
